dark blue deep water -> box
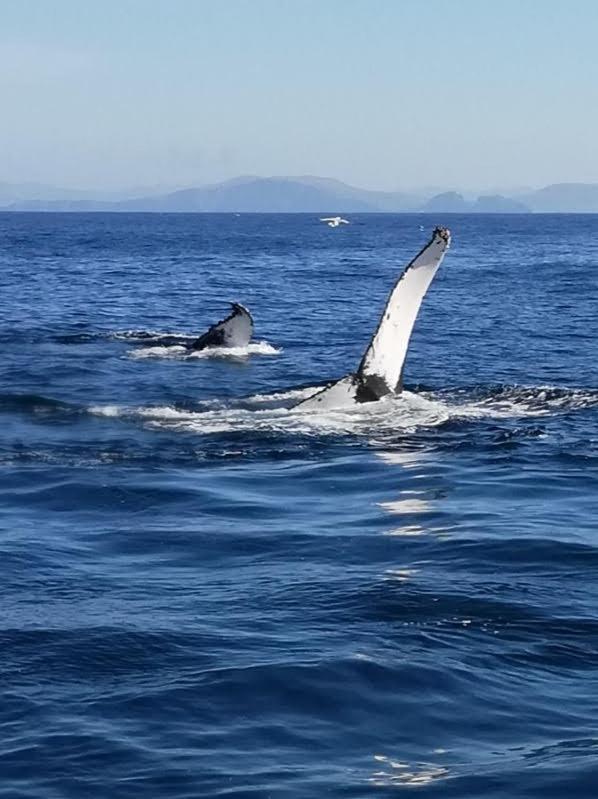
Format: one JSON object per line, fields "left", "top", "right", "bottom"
{"left": 1, "top": 212, "right": 598, "bottom": 798}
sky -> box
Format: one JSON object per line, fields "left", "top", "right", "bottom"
{"left": 1, "top": 0, "right": 597, "bottom": 192}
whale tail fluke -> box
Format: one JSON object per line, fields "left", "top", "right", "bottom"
{"left": 295, "top": 227, "right": 451, "bottom": 410}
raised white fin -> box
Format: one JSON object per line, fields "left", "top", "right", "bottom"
{"left": 295, "top": 227, "right": 451, "bottom": 410}
{"left": 357, "top": 226, "right": 450, "bottom": 394}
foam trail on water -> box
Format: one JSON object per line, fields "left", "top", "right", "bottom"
{"left": 433, "top": 385, "right": 598, "bottom": 419}
{"left": 87, "top": 385, "right": 598, "bottom": 439}
{"left": 89, "top": 390, "right": 449, "bottom": 437}
{"left": 128, "top": 341, "right": 281, "bottom": 360}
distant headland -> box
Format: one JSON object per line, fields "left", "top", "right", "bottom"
{"left": 3, "top": 176, "right": 598, "bottom": 213}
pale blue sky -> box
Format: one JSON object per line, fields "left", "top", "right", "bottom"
{"left": 1, "top": 0, "right": 597, "bottom": 191}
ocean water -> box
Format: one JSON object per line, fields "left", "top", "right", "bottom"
{"left": 1, "top": 212, "right": 597, "bottom": 798}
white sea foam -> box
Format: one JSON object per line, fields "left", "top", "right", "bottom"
{"left": 88, "top": 404, "right": 125, "bottom": 418}
{"left": 436, "top": 385, "right": 598, "bottom": 420}
{"left": 87, "top": 389, "right": 447, "bottom": 437}
{"left": 87, "top": 385, "right": 598, "bottom": 438}
{"left": 128, "top": 340, "right": 281, "bottom": 360}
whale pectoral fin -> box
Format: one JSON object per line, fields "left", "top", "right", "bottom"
{"left": 356, "top": 226, "right": 451, "bottom": 393}
{"left": 292, "top": 227, "right": 451, "bottom": 412}
{"left": 189, "top": 303, "right": 254, "bottom": 350}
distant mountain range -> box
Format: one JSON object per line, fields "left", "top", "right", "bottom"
{"left": 419, "top": 191, "right": 530, "bottom": 213}
{"left": 3, "top": 176, "right": 598, "bottom": 213}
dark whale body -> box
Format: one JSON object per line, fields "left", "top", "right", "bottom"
{"left": 124, "top": 303, "right": 255, "bottom": 351}
{"left": 188, "top": 303, "right": 254, "bottom": 351}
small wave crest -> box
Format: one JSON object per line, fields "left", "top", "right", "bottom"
{"left": 0, "top": 393, "right": 80, "bottom": 417}
{"left": 54, "top": 332, "right": 101, "bottom": 344}
{"left": 111, "top": 330, "right": 196, "bottom": 345}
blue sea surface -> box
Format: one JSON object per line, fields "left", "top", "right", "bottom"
{"left": 1, "top": 212, "right": 597, "bottom": 798}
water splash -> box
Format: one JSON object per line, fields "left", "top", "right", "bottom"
{"left": 89, "top": 389, "right": 447, "bottom": 436}
{"left": 87, "top": 384, "right": 598, "bottom": 438}
{"left": 370, "top": 754, "right": 450, "bottom": 787}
